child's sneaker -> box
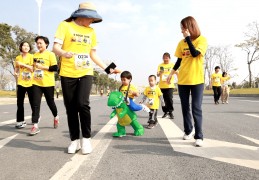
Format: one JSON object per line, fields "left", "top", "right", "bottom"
{"left": 54, "top": 115, "right": 59, "bottom": 129}
{"left": 15, "top": 121, "right": 26, "bottom": 129}
{"left": 29, "top": 126, "right": 40, "bottom": 136}
{"left": 141, "top": 104, "right": 150, "bottom": 113}
{"left": 147, "top": 123, "right": 155, "bottom": 129}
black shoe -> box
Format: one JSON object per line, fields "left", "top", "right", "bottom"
{"left": 147, "top": 123, "right": 155, "bottom": 129}
{"left": 162, "top": 113, "right": 168, "bottom": 118}
{"left": 169, "top": 113, "right": 174, "bottom": 119}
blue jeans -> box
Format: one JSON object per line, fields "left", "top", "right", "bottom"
{"left": 178, "top": 84, "right": 204, "bottom": 140}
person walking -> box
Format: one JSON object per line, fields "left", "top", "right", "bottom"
{"left": 221, "top": 72, "right": 231, "bottom": 104}
{"left": 211, "top": 66, "right": 222, "bottom": 104}
{"left": 167, "top": 16, "right": 208, "bottom": 147}
{"left": 157, "top": 52, "right": 175, "bottom": 119}
{"left": 30, "top": 36, "right": 59, "bottom": 136}
{"left": 14, "top": 41, "right": 34, "bottom": 129}
{"left": 140, "top": 75, "right": 164, "bottom": 129}
{"left": 52, "top": 2, "right": 120, "bottom": 154}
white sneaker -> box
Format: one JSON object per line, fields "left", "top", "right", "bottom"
{"left": 226, "top": 101, "right": 229, "bottom": 104}
{"left": 68, "top": 139, "right": 81, "bottom": 154}
{"left": 141, "top": 104, "right": 150, "bottom": 113}
{"left": 81, "top": 138, "right": 92, "bottom": 154}
{"left": 195, "top": 139, "right": 204, "bottom": 147}
{"left": 183, "top": 131, "right": 194, "bottom": 140}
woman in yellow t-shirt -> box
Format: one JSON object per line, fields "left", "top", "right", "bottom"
{"left": 14, "top": 41, "right": 34, "bottom": 129}
{"left": 157, "top": 52, "right": 175, "bottom": 119}
{"left": 30, "top": 36, "right": 59, "bottom": 136}
{"left": 52, "top": 2, "right": 120, "bottom": 154}
{"left": 221, "top": 72, "right": 231, "bottom": 104}
{"left": 167, "top": 16, "right": 208, "bottom": 147}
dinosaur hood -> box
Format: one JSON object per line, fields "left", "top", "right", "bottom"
{"left": 107, "top": 91, "right": 124, "bottom": 108}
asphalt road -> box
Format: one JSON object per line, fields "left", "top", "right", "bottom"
{"left": 0, "top": 95, "right": 258, "bottom": 180}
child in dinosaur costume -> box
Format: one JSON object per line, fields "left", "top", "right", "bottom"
{"left": 107, "top": 91, "right": 144, "bottom": 137}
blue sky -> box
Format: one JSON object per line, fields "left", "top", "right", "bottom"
{"left": 1, "top": 0, "right": 259, "bottom": 86}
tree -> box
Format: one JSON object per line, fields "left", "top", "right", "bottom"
{"left": 204, "top": 45, "right": 234, "bottom": 88}
{"left": 217, "top": 46, "right": 234, "bottom": 72}
{"left": 204, "top": 46, "right": 219, "bottom": 87}
{"left": 236, "top": 21, "right": 259, "bottom": 88}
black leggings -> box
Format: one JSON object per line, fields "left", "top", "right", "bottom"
{"left": 212, "top": 86, "right": 222, "bottom": 103}
{"left": 16, "top": 85, "right": 33, "bottom": 122}
{"left": 61, "top": 75, "right": 93, "bottom": 141}
{"left": 161, "top": 88, "right": 174, "bottom": 113}
{"left": 31, "top": 85, "right": 58, "bottom": 123}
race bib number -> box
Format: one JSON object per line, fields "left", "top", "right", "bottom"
{"left": 214, "top": 77, "right": 220, "bottom": 83}
{"left": 162, "top": 74, "right": 169, "bottom": 81}
{"left": 22, "top": 72, "right": 31, "bottom": 81}
{"left": 148, "top": 98, "right": 154, "bottom": 106}
{"left": 74, "top": 54, "right": 91, "bottom": 70}
{"left": 34, "top": 70, "right": 43, "bottom": 80}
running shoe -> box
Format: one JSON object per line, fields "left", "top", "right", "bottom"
{"left": 29, "top": 126, "right": 40, "bottom": 136}
{"left": 15, "top": 121, "right": 26, "bottom": 129}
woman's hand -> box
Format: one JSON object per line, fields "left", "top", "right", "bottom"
{"left": 183, "top": 29, "right": 190, "bottom": 38}
{"left": 27, "top": 65, "right": 34, "bottom": 73}
{"left": 167, "top": 74, "right": 173, "bottom": 84}
{"left": 109, "top": 68, "right": 121, "bottom": 74}
{"left": 62, "top": 52, "right": 74, "bottom": 58}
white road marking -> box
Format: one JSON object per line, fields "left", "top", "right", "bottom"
{"left": 238, "top": 134, "right": 259, "bottom": 145}
{"left": 0, "top": 116, "right": 31, "bottom": 127}
{"left": 239, "top": 100, "right": 259, "bottom": 103}
{"left": 245, "top": 114, "right": 259, "bottom": 119}
{"left": 3, "top": 112, "right": 9, "bottom": 114}
{"left": 50, "top": 116, "right": 117, "bottom": 180}
{"left": 158, "top": 118, "right": 259, "bottom": 170}
{"left": 0, "top": 134, "right": 18, "bottom": 149}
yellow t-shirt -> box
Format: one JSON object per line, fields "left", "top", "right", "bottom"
{"left": 157, "top": 63, "right": 175, "bottom": 88}
{"left": 211, "top": 73, "right": 222, "bottom": 87}
{"left": 143, "top": 86, "right": 163, "bottom": 109}
{"left": 221, "top": 76, "right": 230, "bottom": 86}
{"left": 54, "top": 21, "right": 97, "bottom": 78}
{"left": 15, "top": 54, "right": 33, "bottom": 87}
{"left": 33, "top": 50, "right": 57, "bottom": 87}
{"left": 120, "top": 84, "right": 138, "bottom": 99}
{"left": 175, "top": 35, "right": 208, "bottom": 85}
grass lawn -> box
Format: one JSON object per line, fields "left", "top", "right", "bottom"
{"left": 203, "top": 88, "right": 259, "bottom": 95}
{"left": 0, "top": 90, "right": 16, "bottom": 97}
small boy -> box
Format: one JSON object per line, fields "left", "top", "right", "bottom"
{"left": 141, "top": 75, "right": 164, "bottom": 129}
{"left": 210, "top": 66, "right": 222, "bottom": 104}
{"left": 119, "top": 71, "right": 150, "bottom": 112}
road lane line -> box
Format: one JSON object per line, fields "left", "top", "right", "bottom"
{"left": 0, "top": 116, "right": 31, "bottom": 127}
{"left": 239, "top": 100, "right": 259, "bottom": 103}
{"left": 245, "top": 114, "right": 259, "bottom": 119}
{"left": 158, "top": 118, "right": 259, "bottom": 170}
{"left": 50, "top": 116, "right": 117, "bottom": 180}
{"left": 0, "top": 134, "right": 18, "bottom": 149}
{"left": 238, "top": 134, "right": 259, "bottom": 146}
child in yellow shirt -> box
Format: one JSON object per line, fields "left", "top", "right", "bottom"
{"left": 141, "top": 75, "right": 164, "bottom": 129}
{"left": 119, "top": 71, "right": 150, "bottom": 112}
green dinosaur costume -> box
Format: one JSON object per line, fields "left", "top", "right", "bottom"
{"left": 107, "top": 91, "right": 144, "bottom": 137}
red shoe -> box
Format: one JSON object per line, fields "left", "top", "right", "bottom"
{"left": 54, "top": 116, "right": 59, "bottom": 129}
{"left": 29, "top": 126, "right": 40, "bottom": 136}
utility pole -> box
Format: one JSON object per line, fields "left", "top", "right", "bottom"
{"left": 35, "top": 0, "right": 43, "bottom": 35}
